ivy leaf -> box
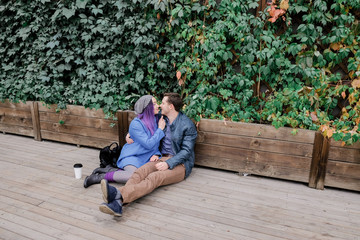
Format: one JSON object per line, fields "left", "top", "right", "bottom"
{"left": 249, "top": 2, "right": 258, "bottom": 9}
{"left": 62, "top": 8, "right": 75, "bottom": 19}
{"left": 92, "top": 7, "right": 103, "bottom": 16}
{"left": 51, "top": 9, "right": 61, "bottom": 21}
{"left": 46, "top": 41, "right": 59, "bottom": 49}
{"left": 76, "top": 0, "right": 88, "bottom": 9}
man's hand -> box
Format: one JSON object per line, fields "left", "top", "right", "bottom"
{"left": 150, "top": 155, "right": 159, "bottom": 162}
{"left": 156, "top": 162, "right": 169, "bottom": 171}
{"left": 126, "top": 133, "right": 134, "bottom": 144}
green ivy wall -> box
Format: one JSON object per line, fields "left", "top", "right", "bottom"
{"left": 0, "top": 0, "right": 359, "bottom": 144}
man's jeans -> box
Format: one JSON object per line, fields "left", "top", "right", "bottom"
{"left": 119, "top": 156, "right": 186, "bottom": 203}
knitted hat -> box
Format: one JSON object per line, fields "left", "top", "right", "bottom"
{"left": 134, "top": 95, "right": 153, "bottom": 114}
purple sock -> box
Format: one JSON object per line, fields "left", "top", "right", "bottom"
{"left": 104, "top": 170, "right": 122, "bottom": 182}
{"left": 104, "top": 171, "right": 115, "bottom": 182}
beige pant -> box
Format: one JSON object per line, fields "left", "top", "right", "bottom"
{"left": 119, "top": 157, "right": 185, "bottom": 203}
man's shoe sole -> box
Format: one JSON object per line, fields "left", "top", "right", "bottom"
{"left": 101, "top": 179, "right": 108, "bottom": 203}
{"left": 99, "top": 204, "right": 122, "bottom": 217}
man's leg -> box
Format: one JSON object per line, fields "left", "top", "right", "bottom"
{"left": 119, "top": 164, "right": 185, "bottom": 203}
{"left": 124, "top": 156, "right": 172, "bottom": 186}
{"left": 124, "top": 161, "right": 158, "bottom": 186}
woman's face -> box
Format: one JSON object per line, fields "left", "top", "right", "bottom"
{"left": 152, "top": 97, "right": 159, "bottom": 114}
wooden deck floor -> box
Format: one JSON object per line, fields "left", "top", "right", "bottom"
{"left": 0, "top": 134, "right": 359, "bottom": 240}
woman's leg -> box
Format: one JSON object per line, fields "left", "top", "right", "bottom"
{"left": 110, "top": 165, "right": 137, "bottom": 184}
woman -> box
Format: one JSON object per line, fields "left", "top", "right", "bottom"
{"left": 84, "top": 95, "right": 166, "bottom": 188}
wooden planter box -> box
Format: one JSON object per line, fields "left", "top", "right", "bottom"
{"left": 195, "top": 119, "right": 315, "bottom": 183}
{"left": 1, "top": 101, "right": 359, "bottom": 192}
{"left": 0, "top": 100, "right": 36, "bottom": 137}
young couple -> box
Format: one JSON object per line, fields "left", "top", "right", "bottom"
{"left": 89, "top": 93, "right": 197, "bottom": 217}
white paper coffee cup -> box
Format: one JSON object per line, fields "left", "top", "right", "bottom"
{"left": 73, "top": 163, "right": 83, "bottom": 179}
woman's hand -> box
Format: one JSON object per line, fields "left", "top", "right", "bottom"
{"left": 126, "top": 133, "right": 134, "bottom": 144}
{"left": 156, "top": 161, "right": 169, "bottom": 171}
{"left": 158, "top": 116, "right": 166, "bottom": 130}
{"left": 150, "top": 155, "right": 159, "bottom": 162}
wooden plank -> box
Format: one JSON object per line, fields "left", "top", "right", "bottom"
{"left": 0, "top": 124, "right": 34, "bottom": 136}
{"left": 330, "top": 139, "right": 360, "bottom": 149}
{"left": 0, "top": 107, "right": 32, "bottom": 119}
{"left": 325, "top": 161, "right": 360, "bottom": 192}
{"left": 195, "top": 154, "right": 310, "bottom": 182}
{"left": 325, "top": 174, "right": 360, "bottom": 192}
{"left": 197, "top": 131, "right": 313, "bottom": 157}
{"left": 30, "top": 101, "right": 41, "bottom": 141}
{"left": 127, "top": 111, "right": 136, "bottom": 124}
{"left": 308, "top": 132, "right": 330, "bottom": 190}
{"left": 0, "top": 106, "right": 33, "bottom": 136}
{"left": 327, "top": 161, "right": 360, "bottom": 179}
{"left": 38, "top": 103, "right": 107, "bottom": 118}
{"left": 0, "top": 227, "right": 31, "bottom": 240}
{"left": 198, "top": 119, "right": 315, "bottom": 143}
{"left": 39, "top": 112, "right": 118, "bottom": 131}
{"left": 40, "top": 130, "right": 116, "bottom": 148}
{"left": 117, "top": 110, "right": 129, "bottom": 146}
{"left": 0, "top": 210, "right": 57, "bottom": 240}
{"left": 328, "top": 145, "right": 360, "bottom": 163}
{"left": 195, "top": 143, "right": 311, "bottom": 170}
{"left": 0, "top": 114, "right": 33, "bottom": 127}
{"left": 0, "top": 100, "right": 30, "bottom": 110}
{"left": 39, "top": 121, "right": 118, "bottom": 140}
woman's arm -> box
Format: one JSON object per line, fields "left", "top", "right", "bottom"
{"left": 128, "top": 118, "right": 165, "bottom": 149}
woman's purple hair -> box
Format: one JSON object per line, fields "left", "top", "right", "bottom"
{"left": 138, "top": 101, "right": 156, "bottom": 135}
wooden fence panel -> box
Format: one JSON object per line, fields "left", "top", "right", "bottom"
{"left": 0, "top": 101, "right": 34, "bottom": 137}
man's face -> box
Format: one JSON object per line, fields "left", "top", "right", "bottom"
{"left": 160, "top": 96, "right": 171, "bottom": 115}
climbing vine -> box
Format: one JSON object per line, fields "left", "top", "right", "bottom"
{"left": 0, "top": 0, "right": 359, "bottom": 144}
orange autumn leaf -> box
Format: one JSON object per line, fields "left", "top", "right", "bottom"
{"left": 280, "top": 0, "right": 289, "bottom": 10}
{"left": 351, "top": 78, "right": 360, "bottom": 88}
{"left": 341, "top": 141, "right": 346, "bottom": 147}
{"left": 176, "top": 71, "right": 181, "bottom": 80}
{"left": 348, "top": 93, "right": 356, "bottom": 104}
{"left": 310, "top": 111, "right": 318, "bottom": 122}
{"left": 157, "top": 13, "right": 160, "bottom": 20}
{"left": 268, "top": 8, "right": 286, "bottom": 22}
{"left": 327, "top": 129, "right": 334, "bottom": 138}
{"left": 268, "top": 5, "right": 276, "bottom": 17}
{"left": 330, "top": 42, "right": 341, "bottom": 51}
{"left": 319, "top": 125, "right": 328, "bottom": 132}
{"left": 341, "top": 91, "right": 346, "bottom": 99}
{"left": 355, "top": 118, "right": 360, "bottom": 125}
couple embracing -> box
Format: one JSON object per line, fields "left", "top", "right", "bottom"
{"left": 87, "top": 92, "right": 197, "bottom": 217}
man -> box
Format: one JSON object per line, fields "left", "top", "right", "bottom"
{"left": 99, "top": 93, "right": 198, "bottom": 217}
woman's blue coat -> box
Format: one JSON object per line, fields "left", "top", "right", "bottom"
{"left": 117, "top": 117, "right": 165, "bottom": 169}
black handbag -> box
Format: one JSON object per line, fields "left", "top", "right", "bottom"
{"left": 99, "top": 142, "right": 122, "bottom": 168}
